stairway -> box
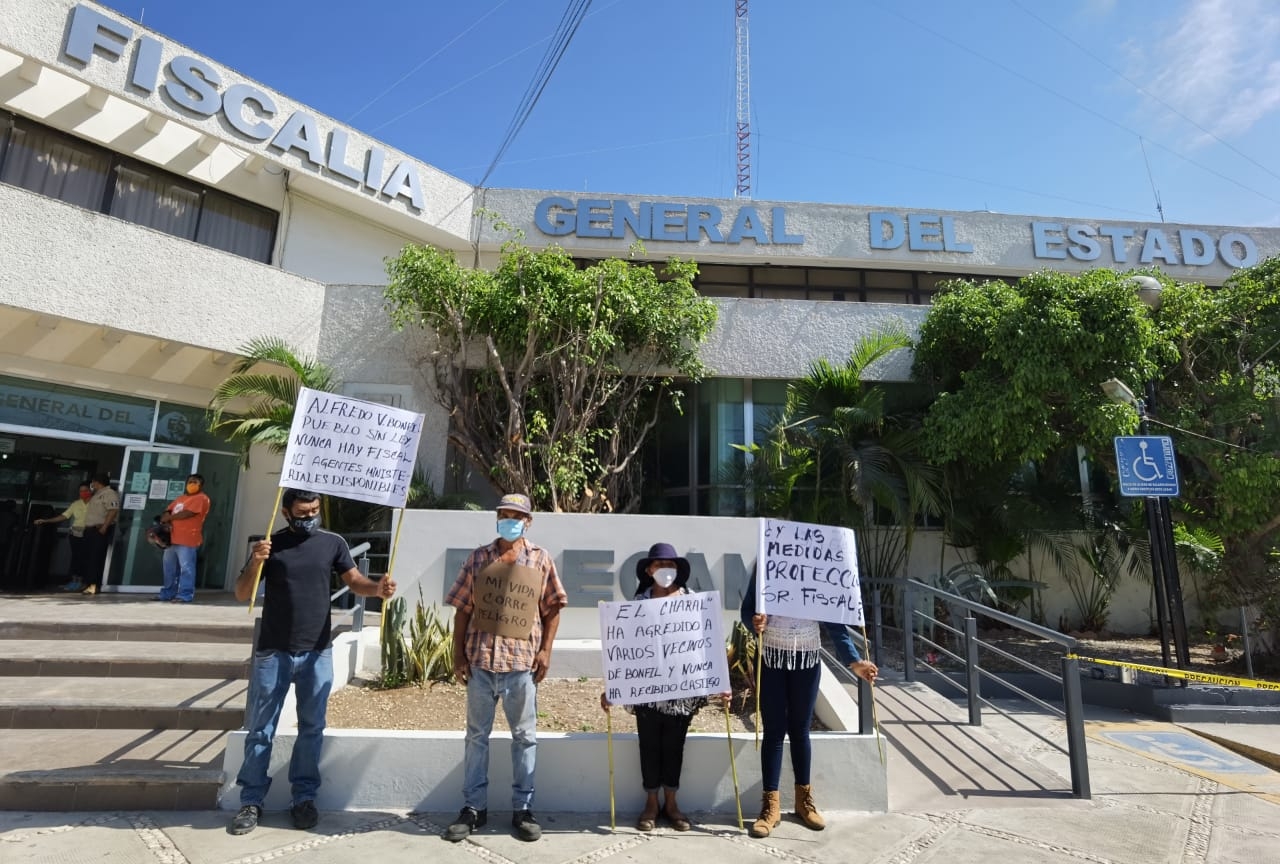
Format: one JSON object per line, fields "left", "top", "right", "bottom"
{"left": 0, "top": 597, "right": 253, "bottom": 811}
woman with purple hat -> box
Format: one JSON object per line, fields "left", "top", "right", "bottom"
{"left": 600, "top": 541, "right": 714, "bottom": 832}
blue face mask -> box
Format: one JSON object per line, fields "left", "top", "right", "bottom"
{"left": 290, "top": 516, "right": 320, "bottom": 536}
{"left": 496, "top": 518, "right": 525, "bottom": 542}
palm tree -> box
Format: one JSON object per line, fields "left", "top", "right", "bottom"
{"left": 208, "top": 336, "right": 338, "bottom": 463}
{"left": 742, "top": 329, "right": 943, "bottom": 583}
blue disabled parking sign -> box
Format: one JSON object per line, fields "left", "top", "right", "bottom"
{"left": 1114, "top": 436, "right": 1180, "bottom": 497}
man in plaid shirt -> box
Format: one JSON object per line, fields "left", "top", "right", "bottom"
{"left": 443, "top": 493, "right": 567, "bottom": 843}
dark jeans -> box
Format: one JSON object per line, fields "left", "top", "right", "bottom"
{"left": 635, "top": 706, "right": 694, "bottom": 791}
{"left": 80, "top": 527, "right": 113, "bottom": 587}
{"left": 759, "top": 661, "right": 821, "bottom": 791}
{"left": 67, "top": 534, "right": 85, "bottom": 583}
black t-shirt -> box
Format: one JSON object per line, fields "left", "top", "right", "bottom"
{"left": 257, "top": 528, "right": 356, "bottom": 652}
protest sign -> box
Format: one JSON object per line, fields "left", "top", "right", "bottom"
{"left": 599, "top": 591, "right": 730, "bottom": 707}
{"left": 280, "top": 387, "right": 424, "bottom": 507}
{"left": 756, "top": 518, "right": 864, "bottom": 625}
{"left": 473, "top": 561, "right": 541, "bottom": 639}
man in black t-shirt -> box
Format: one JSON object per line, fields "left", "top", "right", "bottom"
{"left": 228, "top": 488, "right": 396, "bottom": 836}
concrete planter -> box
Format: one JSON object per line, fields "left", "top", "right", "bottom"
{"left": 220, "top": 637, "right": 888, "bottom": 813}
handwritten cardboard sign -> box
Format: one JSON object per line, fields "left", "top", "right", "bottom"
{"left": 599, "top": 591, "right": 729, "bottom": 707}
{"left": 280, "top": 387, "right": 425, "bottom": 507}
{"left": 473, "top": 561, "right": 541, "bottom": 639}
{"left": 756, "top": 518, "right": 864, "bottom": 625}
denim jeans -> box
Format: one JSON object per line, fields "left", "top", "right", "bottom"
{"left": 160, "top": 544, "right": 198, "bottom": 601}
{"left": 759, "top": 661, "right": 822, "bottom": 791}
{"left": 463, "top": 666, "right": 538, "bottom": 811}
{"left": 236, "top": 648, "right": 333, "bottom": 808}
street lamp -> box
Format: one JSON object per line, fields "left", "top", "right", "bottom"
{"left": 1098, "top": 275, "right": 1191, "bottom": 672}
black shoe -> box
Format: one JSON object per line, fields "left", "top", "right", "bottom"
{"left": 512, "top": 809, "right": 541, "bottom": 842}
{"left": 291, "top": 799, "right": 318, "bottom": 830}
{"left": 230, "top": 805, "right": 261, "bottom": 835}
{"left": 443, "top": 806, "right": 486, "bottom": 842}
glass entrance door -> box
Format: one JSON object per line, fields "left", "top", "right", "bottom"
{"left": 106, "top": 447, "right": 198, "bottom": 592}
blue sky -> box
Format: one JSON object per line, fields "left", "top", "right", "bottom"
{"left": 102, "top": 0, "right": 1280, "bottom": 227}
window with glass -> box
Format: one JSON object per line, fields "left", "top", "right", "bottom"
{"left": 0, "top": 115, "right": 277, "bottom": 263}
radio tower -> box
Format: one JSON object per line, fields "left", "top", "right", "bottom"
{"left": 734, "top": 0, "right": 752, "bottom": 199}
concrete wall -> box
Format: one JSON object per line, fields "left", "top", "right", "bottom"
{"left": 702, "top": 298, "right": 926, "bottom": 380}
{"left": 0, "top": 182, "right": 326, "bottom": 357}
{"left": 219, "top": 727, "right": 887, "bottom": 814}
{"left": 480, "top": 188, "right": 1280, "bottom": 285}
{"left": 391, "top": 510, "right": 1184, "bottom": 640}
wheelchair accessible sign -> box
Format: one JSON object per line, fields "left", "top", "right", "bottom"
{"left": 1114, "top": 435, "right": 1180, "bottom": 497}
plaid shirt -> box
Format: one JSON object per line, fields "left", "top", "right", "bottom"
{"left": 446, "top": 539, "right": 567, "bottom": 673}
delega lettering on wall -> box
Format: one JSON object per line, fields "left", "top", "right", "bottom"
{"left": 60, "top": 4, "right": 425, "bottom": 210}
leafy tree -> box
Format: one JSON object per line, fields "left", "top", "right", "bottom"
{"left": 383, "top": 239, "right": 717, "bottom": 513}
{"left": 207, "top": 336, "right": 338, "bottom": 462}
{"left": 1150, "top": 260, "right": 1280, "bottom": 650}
{"left": 913, "top": 268, "right": 1163, "bottom": 470}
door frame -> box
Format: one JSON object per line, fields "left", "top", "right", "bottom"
{"left": 102, "top": 445, "right": 201, "bottom": 593}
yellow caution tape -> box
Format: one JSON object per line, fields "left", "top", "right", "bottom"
{"left": 1069, "top": 654, "right": 1280, "bottom": 691}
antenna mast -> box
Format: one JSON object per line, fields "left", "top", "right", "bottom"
{"left": 734, "top": 0, "right": 752, "bottom": 199}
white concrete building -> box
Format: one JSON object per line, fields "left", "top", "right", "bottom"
{"left": 1, "top": 0, "right": 1277, "bottom": 623}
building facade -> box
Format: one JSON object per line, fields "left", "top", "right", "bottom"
{"left": 2, "top": 0, "right": 1278, "bottom": 595}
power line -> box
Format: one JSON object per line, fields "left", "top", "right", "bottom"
{"left": 1139, "top": 137, "right": 1165, "bottom": 222}
{"left": 368, "top": 0, "right": 622, "bottom": 137}
{"left": 1008, "top": 0, "right": 1280, "bottom": 186}
{"left": 348, "top": 0, "right": 510, "bottom": 123}
{"left": 477, "top": 0, "right": 594, "bottom": 189}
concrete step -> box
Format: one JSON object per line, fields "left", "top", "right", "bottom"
{"left": 0, "top": 619, "right": 255, "bottom": 644}
{"left": 0, "top": 641, "right": 249, "bottom": 679}
{"left": 0, "top": 728, "right": 228, "bottom": 810}
{"left": 1165, "top": 704, "right": 1280, "bottom": 724}
{"left": 0, "top": 677, "right": 247, "bottom": 730}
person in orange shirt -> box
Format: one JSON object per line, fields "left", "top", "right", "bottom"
{"left": 156, "top": 473, "right": 211, "bottom": 603}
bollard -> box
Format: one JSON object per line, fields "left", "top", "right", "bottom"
{"left": 902, "top": 581, "right": 916, "bottom": 683}
{"left": 964, "top": 616, "right": 981, "bottom": 726}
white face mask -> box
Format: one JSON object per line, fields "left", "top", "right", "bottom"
{"left": 652, "top": 567, "right": 678, "bottom": 589}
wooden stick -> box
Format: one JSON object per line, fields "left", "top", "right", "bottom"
{"left": 380, "top": 506, "right": 407, "bottom": 643}
{"left": 754, "top": 631, "right": 763, "bottom": 751}
{"left": 247, "top": 486, "right": 284, "bottom": 615}
{"left": 724, "top": 698, "right": 744, "bottom": 831}
{"left": 607, "top": 708, "right": 616, "bottom": 831}
{"left": 860, "top": 623, "right": 885, "bottom": 765}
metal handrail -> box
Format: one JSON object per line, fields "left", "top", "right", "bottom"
{"left": 864, "top": 576, "right": 1091, "bottom": 799}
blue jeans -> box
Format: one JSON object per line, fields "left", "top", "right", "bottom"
{"left": 759, "top": 661, "right": 822, "bottom": 791}
{"left": 463, "top": 667, "right": 538, "bottom": 811}
{"left": 236, "top": 648, "right": 333, "bottom": 808}
{"left": 160, "top": 544, "right": 198, "bottom": 601}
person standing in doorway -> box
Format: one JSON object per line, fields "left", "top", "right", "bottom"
{"left": 443, "top": 493, "right": 568, "bottom": 844}
{"left": 229, "top": 488, "right": 396, "bottom": 836}
{"left": 80, "top": 473, "right": 119, "bottom": 595}
{"left": 156, "top": 473, "right": 211, "bottom": 603}
{"left": 34, "top": 483, "right": 92, "bottom": 591}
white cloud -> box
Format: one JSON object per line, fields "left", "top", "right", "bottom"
{"left": 1142, "top": 0, "right": 1280, "bottom": 141}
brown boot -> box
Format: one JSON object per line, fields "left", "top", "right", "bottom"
{"left": 794, "top": 784, "right": 825, "bottom": 830}
{"left": 749, "top": 790, "right": 781, "bottom": 838}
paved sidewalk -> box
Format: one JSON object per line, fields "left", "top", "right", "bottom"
{"left": 3, "top": 698, "right": 1277, "bottom": 864}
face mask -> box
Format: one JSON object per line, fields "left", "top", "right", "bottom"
{"left": 496, "top": 518, "right": 525, "bottom": 542}
{"left": 79, "top": 490, "right": 92, "bottom": 502}
{"left": 186, "top": 483, "right": 200, "bottom": 495}
{"left": 652, "top": 567, "right": 678, "bottom": 589}
{"left": 290, "top": 516, "right": 320, "bottom": 536}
